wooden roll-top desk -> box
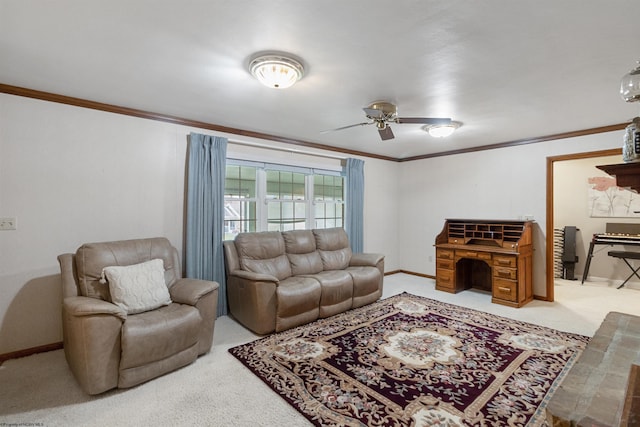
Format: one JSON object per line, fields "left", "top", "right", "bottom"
{"left": 435, "top": 219, "right": 534, "bottom": 308}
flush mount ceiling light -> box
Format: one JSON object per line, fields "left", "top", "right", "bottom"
{"left": 621, "top": 60, "right": 640, "bottom": 102}
{"left": 423, "top": 121, "right": 462, "bottom": 138}
{"left": 249, "top": 54, "right": 304, "bottom": 89}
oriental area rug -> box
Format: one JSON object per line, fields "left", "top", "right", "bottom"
{"left": 229, "top": 293, "right": 589, "bottom": 426}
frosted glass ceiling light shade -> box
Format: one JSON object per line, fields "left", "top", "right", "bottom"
{"left": 249, "top": 54, "right": 304, "bottom": 89}
{"left": 423, "top": 121, "right": 462, "bottom": 138}
{"left": 621, "top": 61, "right": 640, "bottom": 102}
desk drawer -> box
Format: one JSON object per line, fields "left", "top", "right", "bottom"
{"left": 456, "top": 250, "right": 491, "bottom": 260}
{"left": 494, "top": 255, "right": 516, "bottom": 268}
{"left": 437, "top": 249, "right": 455, "bottom": 260}
{"left": 493, "top": 278, "right": 517, "bottom": 302}
{"left": 494, "top": 267, "right": 517, "bottom": 280}
{"left": 436, "top": 258, "right": 454, "bottom": 270}
{"left": 436, "top": 268, "right": 454, "bottom": 289}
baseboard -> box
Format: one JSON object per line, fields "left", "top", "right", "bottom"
{"left": 385, "top": 270, "right": 436, "bottom": 280}
{"left": 0, "top": 342, "right": 63, "bottom": 365}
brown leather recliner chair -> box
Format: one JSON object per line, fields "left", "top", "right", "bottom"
{"left": 58, "top": 237, "right": 219, "bottom": 395}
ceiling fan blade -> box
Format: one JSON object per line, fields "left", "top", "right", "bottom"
{"left": 378, "top": 126, "right": 394, "bottom": 140}
{"left": 320, "top": 122, "right": 371, "bottom": 133}
{"left": 396, "top": 117, "right": 452, "bottom": 125}
{"left": 363, "top": 107, "right": 384, "bottom": 120}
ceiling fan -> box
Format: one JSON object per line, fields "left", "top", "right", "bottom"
{"left": 324, "top": 101, "right": 452, "bottom": 141}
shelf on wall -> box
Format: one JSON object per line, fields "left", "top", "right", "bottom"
{"left": 596, "top": 163, "right": 640, "bottom": 193}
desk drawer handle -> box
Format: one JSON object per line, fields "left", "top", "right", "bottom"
{"left": 496, "top": 259, "right": 512, "bottom": 265}
{"left": 498, "top": 286, "right": 512, "bottom": 293}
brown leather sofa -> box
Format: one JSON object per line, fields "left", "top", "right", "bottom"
{"left": 223, "top": 227, "right": 384, "bottom": 334}
{"left": 58, "top": 237, "right": 219, "bottom": 395}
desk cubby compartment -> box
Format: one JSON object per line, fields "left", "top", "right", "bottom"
{"left": 502, "top": 224, "right": 525, "bottom": 248}
{"left": 448, "top": 223, "right": 465, "bottom": 244}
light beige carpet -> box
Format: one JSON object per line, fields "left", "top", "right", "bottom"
{"left": 1, "top": 273, "right": 638, "bottom": 426}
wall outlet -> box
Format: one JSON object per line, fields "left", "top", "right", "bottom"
{"left": 0, "top": 217, "right": 17, "bottom": 230}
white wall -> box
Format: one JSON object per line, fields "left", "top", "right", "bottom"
{"left": 398, "top": 132, "right": 624, "bottom": 297}
{"left": 0, "top": 93, "right": 399, "bottom": 354}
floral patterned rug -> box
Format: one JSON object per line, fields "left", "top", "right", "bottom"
{"left": 228, "top": 292, "right": 588, "bottom": 426}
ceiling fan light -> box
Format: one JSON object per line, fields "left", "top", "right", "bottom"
{"left": 249, "top": 54, "right": 304, "bottom": 89}
{"left": 424, "top": 122, "right": 462, "bottom": 138}
{"left": 621, "top": 60, "right": 640, "bottom": 102}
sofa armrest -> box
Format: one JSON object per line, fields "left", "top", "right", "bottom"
{"left": 62, "top": 296, "right": 125, "bottom": 394}
{"left": 350, "top": 253, "right": 385, "bottom": 267}
{"left": 169, "top": 279, "right": 219, "bottom": 355}
{"left": 229, "top": 269, "right": 279, "bottom": 283}
{"left": 170, "top": 278, "right": 219, "bottom": 306}
{"left": 226, "top": 272, "right": 278, "bottom": 335}
{"left": 64, "top": 296, "right": 127, "bottom": 321}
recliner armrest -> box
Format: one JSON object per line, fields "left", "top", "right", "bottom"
{"left": 170, "top": 278, "right": 219, "bottom": 306}
{"left": 350, "top": 253, "right": 385, "bottom": 267}
{"left": 64, "top": 296, "right": 127, "bottom": 321}
{"left": 229, "top": 269, "right": 279, "bottom": 283}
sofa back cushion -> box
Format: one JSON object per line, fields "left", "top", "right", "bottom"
{"left": 313, "top": 228, "right": 352, "bottom": 270}
{"left": 75, "top": 237, "right": 180, "bottom": 301}
{"left": 234, "top": 231, "right": 292, "bottom": 280}
{"left": 282, "top": 230, "right": 323, "bottom": 275}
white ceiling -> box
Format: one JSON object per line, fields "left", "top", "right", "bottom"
{"left": 2, "top": 0, "right": 640, "bottom": 160}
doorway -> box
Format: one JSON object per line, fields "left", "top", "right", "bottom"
{"left": 545, "top": 148, "right": 621, "bottom": 301}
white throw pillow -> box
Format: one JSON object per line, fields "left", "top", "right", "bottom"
{"left": 101, "top": 259, "right": 172, "bottom": 314}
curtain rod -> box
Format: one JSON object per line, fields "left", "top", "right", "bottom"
{"left": 228, "top": 139, "right": 348, "bottom": 161}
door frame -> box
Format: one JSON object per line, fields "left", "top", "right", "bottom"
{"left": 545, "top": 148, "right": 622, "bottom": 301}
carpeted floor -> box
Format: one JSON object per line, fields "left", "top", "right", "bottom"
{"left": 229, "top": 292, "right": 588, "bottom": 426}
{"left": 1, "top": 274, "right": 638, "bottom": 426}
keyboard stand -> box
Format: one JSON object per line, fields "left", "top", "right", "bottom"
{"left": 581, "top": 239, "right": 596, "bottom": 284}
{"left": 608, "top": 251, "right": 640, "bottom": 289}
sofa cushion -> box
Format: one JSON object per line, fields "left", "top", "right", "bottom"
{"left": 282, "top": 230, "right": 316, "bottom": 253}
{"left": 303, "top": 270, "right": 353, "bottom": 318}
{"left": 275, "top": 276, "right": 321, "bottom": 331}
{"left": 235, "top": 231, "right": 292, "bottom": 280}
{"left": 101, "top": 259, "right": 172, "bottom": 314}
{"left": 283, "top": 230, "right": 323, "bottom": 275}
{"left": 120, "top": 303, "right": 200, "bottom": 370}
{"left": 313, "top": 228, "right": 352, "bottom": 270}
{"left": 287, "top": 252, "right": 323, "bottom": 275}
{"left": 347, "top": 266, "right": 383, "bottom": 308}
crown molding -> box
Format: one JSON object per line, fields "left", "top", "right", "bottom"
{"left": 0, "top": 83, "right": 629, "bottom": 162}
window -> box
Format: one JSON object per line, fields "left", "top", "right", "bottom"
{"left": 224, "top": 162, "right": 344, "bottom": 239}
{"left": 224, "top": 165, "right": 257, "bottom": 240}
{"left": 313, "top": 175, "right": 344, "bottom": 229}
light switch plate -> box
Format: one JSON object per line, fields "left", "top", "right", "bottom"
{"left": 0, "top": 217, "right": 17, "bottom": 230}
